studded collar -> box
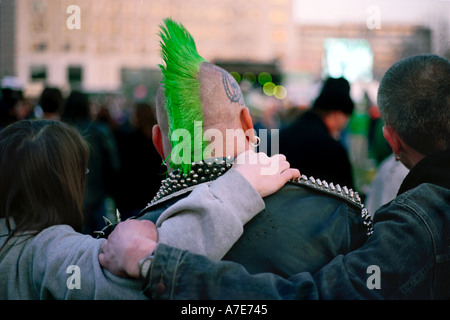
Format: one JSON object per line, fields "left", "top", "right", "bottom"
{"left": 143, "top": 157, "right": 235, "bottom": 209}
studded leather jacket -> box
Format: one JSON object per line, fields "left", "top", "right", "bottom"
{"left": 137, "top": 157, "right": 372, "bottom": 278}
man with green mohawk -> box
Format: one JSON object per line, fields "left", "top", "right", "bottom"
{"left": 134, "top": 18, "right": 371, "bottom": 279}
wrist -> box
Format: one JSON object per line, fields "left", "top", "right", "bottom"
{"left": 138, "top": 249, "right": 156, "bottom": 281}
{"left": 127, "top": 238, "right": 157, "bottom": 279}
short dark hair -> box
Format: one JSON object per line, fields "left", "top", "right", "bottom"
{"left": 378, "top": 55, "right": 450, "bottom": 155}
{"left": 38, "top": 87, "right": 63, "bottom": 114}
{"left": 0, "top": 120, "right": 89, "bottom": 244}
{"left": 61, "top": 90, "right": 90, "bottom": 121}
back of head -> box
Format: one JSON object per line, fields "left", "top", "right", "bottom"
{"left": 312, "top": 77, "right": 354, "bottom": 115}
{"left": 62, "top": 91, "right": 90, "bottom": 121}
{"left": 1, "top": 76, "right": 24, "bottom": 106}
{"left": 0, "top": 120, "right": 89, "bottom": 235}
{"left": 38, "top": 87, "right": 63, "bottom": 114}
{"left": 1, "top": 77, "right": 24, "bottom": 124}
{"left": 157, "top": 18, "right": 245, "bottom": 173}
{"left": 378, "top": 55, "right": 450, "bottom": 155}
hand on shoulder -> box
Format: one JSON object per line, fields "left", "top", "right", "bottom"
{"left": 99, "top": 219, "right": 158, "bottom": 279}
{"left": 233, "top": 150, "right": 300, "bottom": 198}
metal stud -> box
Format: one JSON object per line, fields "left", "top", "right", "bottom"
{"left": 343, "top": 186, "right": 349, "bottom": 195}
{"left": 103, "top": 216, "right": 113, "bottom": 226}
{"left": 116, "top": 209, "right": 122, "bottom": 223}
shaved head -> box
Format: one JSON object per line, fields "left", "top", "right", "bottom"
{"left": 155, "top": 62, "right": 254, "bottom": 162}
{"left": 199, "top": 62, "right": 245, "bottom": 131}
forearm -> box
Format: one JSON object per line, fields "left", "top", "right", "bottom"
{"left": 143, "top": 204, "right": 436, "bottom": 300}
{"left": 143, "top": 244, "right": 320, "bottom": 300}
{"left": 156, "top": 169, "right": 265, "bottom": 260}
{"left": 32, "top": 226, "right": 146, "bottom": 299}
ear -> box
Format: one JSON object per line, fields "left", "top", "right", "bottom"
{"left": 382, "top": 125, "right": 403, "bottom": 156}
{"left": 152, "top": 124, "right": 165, "bottom": 160}
{"left": 240, "top": 107, "right": 255, "bottom": 142}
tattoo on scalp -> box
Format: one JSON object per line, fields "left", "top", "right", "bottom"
{"left": 220, "top": 69, "right": 245, "bottom": 106}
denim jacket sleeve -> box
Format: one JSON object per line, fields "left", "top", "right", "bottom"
{"left": 143, "top": 185, "right": 445, "bottom": 300}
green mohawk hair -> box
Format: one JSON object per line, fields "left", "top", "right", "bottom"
{"left": 159, "top": 18, "right": 207, "bottom": 174}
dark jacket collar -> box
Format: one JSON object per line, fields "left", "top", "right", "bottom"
{"left": 398, "top": 148, "right": 450, "bottom": 195}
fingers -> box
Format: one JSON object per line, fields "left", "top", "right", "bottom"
{"left": 280, "top": 168, "right": 301, "bottom": 182}
{"left": 98, "top": 242, "right": 111, "bottom": 269}
{"left": 269, "top": 153, "right": 286, "bottom": 163}
{"left": 98, "top": 252, "right": 112, "bottom": 271}
{"left": 268, "top": 154, "right": 299, "bottom": 179}
{"left": 234, "top": 150, "right": 300, "bottom": 180}
{"left": 278, "top": 160, "right": 290, "bottom": 173}
{"left": 99, "top": 240, "right": 110, "bottom": 264}
{"left": 98, "top": 253, "right": 105, "bottom": 266}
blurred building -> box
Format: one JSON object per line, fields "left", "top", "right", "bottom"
{"left": 1, "top": 0, "right": 296, "bottom": 99}
{"left": 0, "top": 0, "right": 449, "bottom": 103}
{"left": 0, "top": 0, "right": 17, "bottom": 78}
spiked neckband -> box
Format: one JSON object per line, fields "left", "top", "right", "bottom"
{"left": 139, "top": 156, "right": 374, "bottom": 237}
{"left": 147, "top": 156, "right": 235, "bottom": 207}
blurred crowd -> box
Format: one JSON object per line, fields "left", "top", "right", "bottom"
{"left": 0, "top": 74, "right": 404, "bottom": 234}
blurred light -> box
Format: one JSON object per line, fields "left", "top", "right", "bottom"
{"left": 243, "top": 72, "right": 256, "bottom": 84}
{"left": 323, "top": 38, "right": 373, "bottom": 82}
{"left": 274, "top": 85, "right": 287, "bottom": 100}
{"left": 230, "top": 71, "right": 241, "bottom": 83}
{"left": 263, "top": 82, "right": 276, "bottom": 96}
{"left": 258, "top": 72, "right": 272, "bottom": 85}
{"left": 134, "top": 84, "right": 147, "bottom": 100}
